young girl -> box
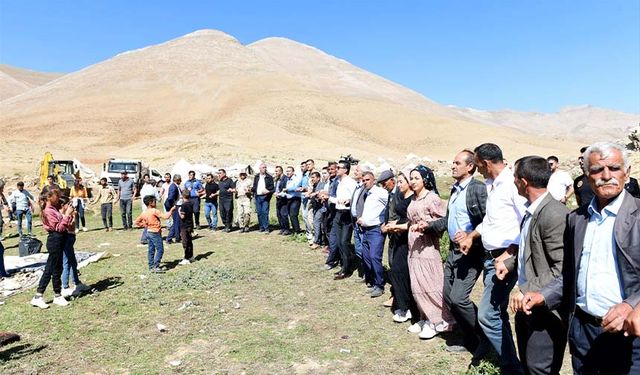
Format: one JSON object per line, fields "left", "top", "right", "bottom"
{"left": 70, "top": 178, "right": 89, "bottom": 233}
{"left": 31, "top": 189, "right": 75, "bottom": 309}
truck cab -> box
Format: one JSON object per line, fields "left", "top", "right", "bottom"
{"left": 101, "top": 159, "right": 142, "bottom": 189}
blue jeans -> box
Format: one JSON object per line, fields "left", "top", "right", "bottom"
{"left": 167, "top": 207, "right": 181, "bottom": 242}
{"left": 478, "top": 258, "right": 522, "bottom": 374}
{"left": 16, "top": 209, "right": 32, "bottom": 236}
{"left": 140, "top": 227, "right": 148, "bottom": 244}
{"left": 0, "top": 240, "right": 8, "bottom": 277}
{"left": 362, "top": 226, "right": 385, "bottom": 288}
{"left": 255, "top": 195, "right": 270, "bottom": 231}
{"left": 204, "top": 202, "right": 219, "bottom": 229}
{"left": 147, "top": 232, "right": 164, "bottom": 269}
{"left": 62, "top": 234, "right": 81, "bottom": 289}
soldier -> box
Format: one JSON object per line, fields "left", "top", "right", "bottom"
{"left": 235, "top": 171, "right": 253, "bottom": 232}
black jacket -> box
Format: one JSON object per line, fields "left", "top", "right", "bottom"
{"left": 428, "top": 177, "right": 487, "bottom": 256}
{"left": 252, "top": 173, "right": 275, "bottom": 198}
{"left": 626, "top": 177, "right": 640, "bottom": 199}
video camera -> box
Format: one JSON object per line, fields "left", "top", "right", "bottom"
{"left": 339, "top": 154, "right": 360, "bottom": 166}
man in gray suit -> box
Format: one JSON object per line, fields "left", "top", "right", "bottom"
{"left": 525, "top": 142, "right": 640, "bottom": 374}
{"left": 500, "top": 156, "right": 569, "bottom": 375}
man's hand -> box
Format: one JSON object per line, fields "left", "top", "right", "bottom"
{"left": 458, "top": 230, "right": 479, "bottom": 255}
{"left": 624, "top": 304, "right": 640, "bottom": 337}
{"left": 495, "top": 259, "right": 509, "bottom": 280}
{"left": 509, "top": 290, "right": 524, "bottom": 314}
{"left": 522, "top": 292, "right": 545, "bottom": 315}
{"left": 602, "top": 302, "right": 633, "bottom": 333}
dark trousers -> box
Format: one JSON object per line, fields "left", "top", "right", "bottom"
{"left": 180, "top": 227, "right": 193, "bottom": 260}
{"left": 255, "top": 195, "right": 271, "bottom": 231}
{"left": 276, "top": 197, "right": 288, "bottom": 231}
{"left": 0, "top": 240, "right": 8, "bottom": 277}
{"left": 569, "top": 310, "right": 640, "bottom": 374}
{"left": 515, "top": 309, "right": 567, "bottom": 375}
{"left": 313, "top": 208, "right": 326, "bottom": 245}
{"left": 37, "top": 231, "right": 66, "bottom": 295}
{"left": 75, "top": 199, "right": 86, "bottom": 229}
{"left": 325, "top": 208, "right": 340, "bottom": 265}
{"left": 192, "top": 197, "right": 201, "bottom": 228}
{"left": 389, "top": 240, "right": 417, "bottom": 313}
{"left": 167, "top": 207, "right": 181, "bottom": 242}
{"left": 287, "top": 197, "right": 301, "bottom": 233}
{"left": 119, "top": 199, "right": 133, "bottom": 229}
{"left": 335, "top": 210, "right": 354, "bottom": 274}
{"left": 219, "top": 199, "right": 233, "bottom": 230}
{"left": 443, "top": 248, "right": 485, "bottom": 351}
{"left": 101, "top": 203, "right": 113, "bottom": 228}
{"left": 362, "top": 225, "right": 385, "bottom": 288}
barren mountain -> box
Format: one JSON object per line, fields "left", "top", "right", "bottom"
{"left": 454, "top": 105, "right": 638, "bottom": 143}
{"left": 0, "top": 64, "right": 63, "bottom": 100}
{"left": 0, "top": 29, "right": 611, "bottom": 177}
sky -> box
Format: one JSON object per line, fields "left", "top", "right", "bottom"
{"left": 0, "top": 0, "right": 638, "bottom": 113}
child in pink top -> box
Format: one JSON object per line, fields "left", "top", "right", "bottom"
{"left": 31, "top": 189, "right": 75, "bottom": 309}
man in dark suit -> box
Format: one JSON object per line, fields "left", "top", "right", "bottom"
{"left": 501, "top": 156, "right": 569, "bottom": 375}
{"left": 428, "top": 149, "right": 488, "bottom": 356}
{"left": 252, "top": 163, "right": 275, "bottom": 233}
{"left": 525, "top": 142, "right": 640, "bottom": 374}
{"left": 625, "top": 176, "right": 640, "bottom": 198}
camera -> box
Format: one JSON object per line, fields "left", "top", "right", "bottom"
{"left": 340, "top": 154, "right": 360, "bottom": 166}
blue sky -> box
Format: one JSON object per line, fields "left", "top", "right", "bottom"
{"left": 0, "top": 0, "right": 638, "bottom": 113}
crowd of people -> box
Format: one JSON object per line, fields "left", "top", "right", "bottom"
{"left": 1, "top": 140, "right": 640, "bottom": 374}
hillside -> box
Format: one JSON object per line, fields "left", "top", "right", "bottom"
{"left": 0, "top": 64, "right": 63, "bottom": 100}
{"left": 0, "top": 29, "right": 619, "bottom": 177}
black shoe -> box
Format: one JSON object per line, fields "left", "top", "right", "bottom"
{"left": 282, "top": 230, "right": 292, "bottom": 236}
{"left": 0, "top": 332, "right": 20, "bottom": 347}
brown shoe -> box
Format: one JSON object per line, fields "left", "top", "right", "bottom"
{"left": 382, "top": 297, "right": 394, "bottom": 307}
{"left": 334, "top": 273, "right": 351, "bottom": 280}
{"left": 0, "top": 332, "right": 20, "bottom": 347}
{"left": 310, "top": 244, "right": 320, "bottom": 249}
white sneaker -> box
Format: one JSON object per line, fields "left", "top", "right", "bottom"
{"left": 74, "top": 283, "right": 91, "bottom": 295}
{"left": 52, "top": 296, "right": 69, "bottom": 307}
{"left": 435, "top": 321, "right": 453, "bottom": 333}
{"left": 82, "top": 227, "right": 88, "bottom": 232}
{"left": 30, "top": 296, "right": 49, "bottom": 309}
{"left": 419, "top": 323, "right": 438, "bottom": 340}
{"left": 61, "top": 288, "right": 74, "bottom": 297}
{"left": 75, "top": 228, "right": 80, "bottom": 234}
{"left": 178, "top": 259, "right": 191, "bottom": 265}
{"left": 408, "top": 320, "right": 426, "bottom": 333}
{"left": 393, "top": 309, "right": 412, "bottom": 323}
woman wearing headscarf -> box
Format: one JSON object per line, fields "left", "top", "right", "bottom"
{"left": 406, "top": 165, "right": 455, "bottom": 339}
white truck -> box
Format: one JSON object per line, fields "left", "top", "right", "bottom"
{"left": 100, "top": 159, "right": 162, "bottom": 191}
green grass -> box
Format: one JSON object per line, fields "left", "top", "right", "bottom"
{"left": 0, "top": 199, "right": 570, "bottom": 374}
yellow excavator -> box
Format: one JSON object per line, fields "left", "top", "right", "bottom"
{"left": 38, "top": 152, "right": 78, "bottom": 193}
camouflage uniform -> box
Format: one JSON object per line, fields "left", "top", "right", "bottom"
{"left": 235, "top": 178, "right": 253, "bottom": 230}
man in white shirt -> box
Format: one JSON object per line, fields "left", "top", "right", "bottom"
{"left": 357, "top": 171, "right": 388, "bottom": 297}
{"left": 459, "top": 143, "right": 526, "bottom": 374}
{"left": 330, "top": 161, "right": 357, "bottom": 280}
{"left": 8, "top": 182, "right": 34, "bottom": 237}
{"left": 546, "top": 156, "right": 574, "bottom": 204}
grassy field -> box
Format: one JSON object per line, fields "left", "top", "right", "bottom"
{"left": 0, "top": 194, "right": 572, "bottom": 374}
